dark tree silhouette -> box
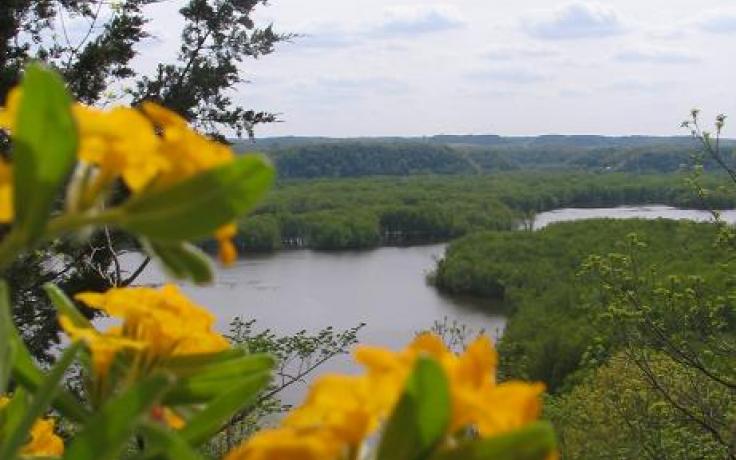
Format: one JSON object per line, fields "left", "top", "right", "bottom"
{"left": 0, "top": 0, "right": 288, "bottom": 360}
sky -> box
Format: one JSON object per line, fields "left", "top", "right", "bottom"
{"left": 133, "top": 0, "right": 736, "bottom": 137}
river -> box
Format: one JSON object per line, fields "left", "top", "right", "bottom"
{"left": 533, "top": 205, "right": 736, "bottom": 229}
{"left": 129, "top": 244, "right": 505, "bottom": 349}
{"left": 121, "top": 205, "right": 736, "bottom": 403}
{"left": 125, "top": 205, "right": 736, "bottom": 354}
{"left": 126, "top": 243, "right": 504, "bottom": 404}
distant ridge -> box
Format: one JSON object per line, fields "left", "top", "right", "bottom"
{"left": 230, "top": 134, "right": 733, "bottom": 179}
{"left": 234, "top": 134, "right": 724, "bottom": 151}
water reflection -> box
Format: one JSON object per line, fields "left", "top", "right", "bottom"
{"left": 533, "top": 205, "right": 736, "bottom": 230}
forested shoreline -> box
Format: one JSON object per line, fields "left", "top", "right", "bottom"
{"left": 431, "top": 218, "right": 736, "bottom": 457}
{"left": 227, "top": 172, "right": 736, "bottom": 251}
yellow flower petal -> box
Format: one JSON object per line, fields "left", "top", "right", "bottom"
{"left": 151, "top": 406, "right": 186, "bottom": 430}
{"left": 0, "top": 160, "right": 14, "bottom": 223}
{"left": 216, "top": 223, "right": 239, "bottom": 266}
{"left": 0, "top": 395, "right": 65, "bottom": 456}
{"left": 0, "top": 87, "right": 22, "bottom": 132}
{"left": 408, "top": 332, "right": 450, "bottom": 358}
{"left": 59, "top": 315, "right": 143, "bottom": 377}
{"left": 284, "top": 374, "right": 379, "bottom": 445}
{"left": 20, "top": 419, "right": 64, "bottom": 457}
{"left": 141, "top": 102, "right": 234, "bottom": 187}
{"left": 474, "top": 381, "right": 546, "bottom": 437}
{"left": 224, "top": 427, "right": 342, "bottom": 460}
{"left": 73, "top": 105, "right": 164, "bottom": 193}
{"left": 74, "top": 284, "right": 229, "bottom": 359}
{"left": 455, "top": 335, "right": 498, "bottom": 388}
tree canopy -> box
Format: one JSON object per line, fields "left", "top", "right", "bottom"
{"left": 0, "top": 0, "right": 287, "bottom": 359}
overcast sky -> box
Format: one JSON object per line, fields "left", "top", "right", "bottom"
{"left": 135, "top": 0, "right": 736, "bottom": 138}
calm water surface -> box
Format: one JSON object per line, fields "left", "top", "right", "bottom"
{"left": 125, "top": 205, "right": 736, "bottom": 352}
{"left": 128, "top": 245, "right": 505, "bottom": 350}
{"left": 126, "top": 245, "right": 503, "bottom": 403}
{"left": 533, "top": 205, "right": 736, "bottom": 229}
{"left": 121, "top": 205, "right": 733, "bottom": 402}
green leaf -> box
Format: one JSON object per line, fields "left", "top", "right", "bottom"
{"left": 0, "top": 388, "right": 29, "bottom": 447}
{"left": 13, "top": 63, "right": 77, "bottom": 244}
{"left": 431, "top": 422, "right": 557, "bottom": 460}
{"left": 8, "top": 309, "right": 89, "bottom": 422}
{"left": 133, "top": 370, "right": 270, "bottom": 460}
{"left": 161, "top": 349, "right": 247, "bottom": 370}
{"left": 136, "top": 422, "right": 205, "bottom": 460}
{"left": 177, "top": 371, "right": 270, "bottom": 447}
{"left": 120, "top": 156, "right": 274, "bottom": 242}
{"left": 0, "top": 280, "right": 15, "bottom": 394}
{"left": 377, "top": 357, "right": 451, "bottom": 460}
{"left": 11, "top": 354, "right": 89, "bottom": 423}
{"left": 43, "top": 282, "right": 92, "bottom": 328}
{"left": 64, "top": 372, "right": 173, "bottom": 460}
{"left": 0, "top": 342, "right": 80, "bottom": 459}
{"left": 160, "top": 353, "right": 273, "bottom": 379}
{"left": 164, "top": 370, "right": 270, "bottom": 405}
{"left": 145, "top": 240, "right": 214, "bottom": 285}
{"left": 161, "top": 353, "right": 272, "bottom": 404}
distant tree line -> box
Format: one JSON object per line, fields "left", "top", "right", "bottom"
{"left": 235, "top": 137, "right": 735, "bottom": 178}
{"left": 220, "top": 172, "right": 736, "bottom": 252}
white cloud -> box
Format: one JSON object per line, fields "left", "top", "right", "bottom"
{"left": 484, "top": 45, "right": 557, "bottom": 61}
{"left": 615, "top": 48, "right": 699, "bottom": 64}
{"left": 138, "top": 0, "right": 736, "bottom": 137}
{"left": 285, "top": 6, "right": 466, "bottom": 50}
{"left": 374, "top": 5, "right": 465, "bottom": 36}
{"left": 696, "top": 9, "right": 736, "bottom": 34}
{"left": 295, "top": 31, "right": 358, "bottom": 50}
{"left": 522, "top": 2, "right": 626, "bottom": 40}
{"left": 605, "top": 79, "right": 674, "bottom": 93}
{"left": 466, "top": 68, "right": 548, "bottom": 84}
{"left": 285, "top": 77, "right": 409, "bottom": 106}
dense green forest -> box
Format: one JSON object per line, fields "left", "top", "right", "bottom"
{"left": 432, "top": 219, "right": 736, "bottom": 458}
{"left": 228, "top": 172, "right": 736, "bottom": 251}
{"left": 235, "top": 136, "right": 735, "bottom": 178}
{"left": 433, "top": 219, "right": 727, "bottom": 385}
{"left": 231, "top": 135, "right": 736, "bottom": 458}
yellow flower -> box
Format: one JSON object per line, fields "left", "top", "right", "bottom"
{"left": 446, "top": 335, "right": 499, "bottom": 431}
{"left": 215, "top": 223, "right": 239, "bottom": 266}
{"left": 284, "top": 374, "right": 379, "bottom": 445}
{"left": 227, "top": 333, "right": 547, "bottom": 460}
{"left": 74, "top": 284, "right": 229, "bottom": 359}
{"left": 453, "top": 335, "right": 498, "bottom": 388}
{"left": 72, "top": 105, "right": 163, "bottom": 193}
{"left": 356, "top": 334, "right": 542, "bottom": 436}
{"left": 140, "top": 102, "right": 234, "bottom": 185}
{"left": 0, "top": 87, "right": 21, "bottom": 132}
{"left": 472, "top": 381, "right": 545, "bottom": 437}
{"left": 0, "top": 159, "right": 13, "bottom": 223}
{"left": 59, "top": 315, "right": 144, "bottom": 378}
{"left": 141, "top": 103, "right": 242, "bottom": 265}
{"left": 0, "top": 395, "right": 65, "bottom": 457}
{"left": 20, "top": 418, "right": 65, "bottom": 457}
{"left": 1, "top": 88, "right": 164, "bottom": 192}
{"left": 354, "top": 333, "right": 458, "bottom": 417}
{"left": 151, "top": 406, "right": 186, "bottom": 430}
{"left": 223, "top": 427, "right": 342, "bottom": 460}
